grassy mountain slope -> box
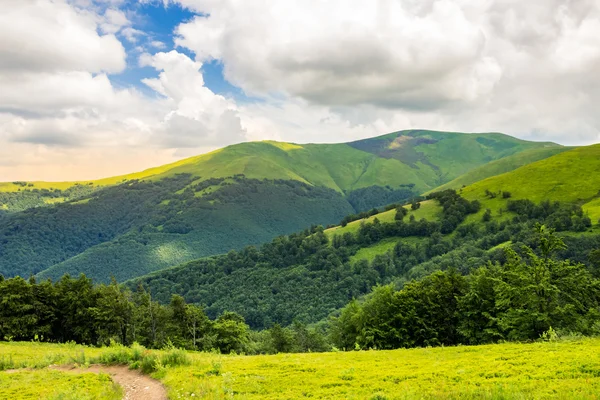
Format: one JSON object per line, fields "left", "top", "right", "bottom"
{"left": 1, "top": 130, "right": 559, "bottom": 213}
{"left": 127, "top": 185, "right": 599, "bottom": 329}
{"left": 324, "top": 199, "right": 442, "bottom": 238}
{"left": 120, "top": 144, "right": 600, "bottom": 330}
{"left": 1, "top": 130, "right": 561, "bottom": 282}
{"left": 460, "top": 144, "right": 600, "bottom": 220}
{"left": 109, "top": 130, "right": 558, "bottom": 194}
{"left": 432, "top": 146, "right": 570, "bottom": 192}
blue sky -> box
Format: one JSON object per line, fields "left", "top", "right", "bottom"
{"left": 107, "top": 2, "right": 246, "bottom": 100}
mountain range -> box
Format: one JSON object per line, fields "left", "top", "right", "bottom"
{"left": 0, "top": 129, "right": 568, "bottom": 284}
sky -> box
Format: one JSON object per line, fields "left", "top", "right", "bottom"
{"left": 1, "top": 0, "right": 600, "bottom": 181}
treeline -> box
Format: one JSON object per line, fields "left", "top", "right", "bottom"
{"left": 0, "top": 184, "right": 97, "bottom": 212}
{"left": 0, "top": 274, "right": 252, "bottom": 353}
{"left": 345, "top": 185, "right": 416, "bottom": 212}
{"left": 0, "top": 273, "right": 331, "bottom": 354}
{"left": 1, "top": 175, "right": 355, "bottom": 281}
{"left": 330, "top": 226, "right": 600, "bottom": 349}
{"left": 3, "top": 225, "right": 597, "bottom": 354}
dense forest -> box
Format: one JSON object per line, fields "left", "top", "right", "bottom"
{"left": 1, "top": 224, "right": 598, "bottom": 355}
{"left": 129, "top": 190, "right": 598, "bottom": 329}
{"left": 331, "top": 225, "right": 600, "bottom": 349}
{"left": 0, "top": 183, "right": 97, "bottom": 212}
{"left": 1, "top": 174, "right": 419, "bottom": 282}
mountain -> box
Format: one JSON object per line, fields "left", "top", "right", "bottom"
{"left": 0, "top": 130, "right": 562, "bottom": 282}
{"left": 431, "top": 146, "right": 570, "bottom": 192}
{"left": 125, "top": 144, "right": 600, "bottom": 330}
{"left": 459, "top": 144, "right": 600, "bottom": 222}
{"left": 1, "top": 130, "right": 558, "bottom": 213}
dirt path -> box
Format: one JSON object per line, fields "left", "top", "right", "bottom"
{"left": 50, "top": 364, "right": 168, "bottom": 400}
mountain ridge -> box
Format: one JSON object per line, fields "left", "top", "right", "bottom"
{"left": 0, "top": 129, "right": 565, "bottom": 282}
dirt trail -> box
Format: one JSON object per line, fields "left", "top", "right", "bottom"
{"left": 50, "top": 364, "right": 168, "bottom": 400}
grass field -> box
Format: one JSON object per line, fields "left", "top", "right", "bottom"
{"left": 452, "top": 144, "right": 600, "bottom": 226}
{"left": 3, "top": 339, "right": 600, "bottom": 399}
{"left": 325, "top": 200, "right": 443, "bottom": 239}
{"left": 0, "top": 369, "right": 121, "bottom": 400}
{"left": 351, "top": 236, "right": 425, "bottom": 263}
{"left": 431, "top": 146, "right": 570, "bottom": 193}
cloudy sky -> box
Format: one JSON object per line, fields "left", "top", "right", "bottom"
{"left": 1, "top": 0, "right": 600, "bottom": 181}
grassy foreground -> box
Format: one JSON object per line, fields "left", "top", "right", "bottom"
{"left": 2, "top": 339, "right": 600, "bottom": 399}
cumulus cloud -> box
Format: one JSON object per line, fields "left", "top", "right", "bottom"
{"left": 0, "top": 0, "right": 249, "bottom": 180}
{"left": 0, "top": 0, "right": 126, "bottom": 74}
{"left": 174, "top": 0, "right": 503, "bottom": 109}
{"left": 99, "top": 8, "right": 130, "bottom": 34}
{"left": 170, "top": 0, "right": 600, "bottom": 143}
{"left": 2, "top": 0, "right": 600, "bottom": 181}
{"left": 141, "top": 50, "right": 247, "bottom": 148}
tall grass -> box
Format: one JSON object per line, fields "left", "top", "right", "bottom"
{"left": 91, "top": 342, "right": 190, "bottom": 374}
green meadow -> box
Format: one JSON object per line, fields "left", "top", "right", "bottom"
{"left": 2, "top": 339, "right": 600, "bottom": 399}
{"left": 325, "top": 199, "right": 443, "bottom": 238}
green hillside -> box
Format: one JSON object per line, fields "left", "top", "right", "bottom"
{"left": 128, "top": 188, "right": 599, "bottom": 329}
{"left": 460, "top": 144, "right": 600, "bottom": 220}
{"left": 432, "top": 146, "right": 570, "bottom": 192}
{"left": 0, "top": 130, "right": 562, "bottom": 282}
{"left": 1, "top": 130, "right": 559, "bottom": 213}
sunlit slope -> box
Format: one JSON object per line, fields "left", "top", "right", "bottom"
{"left": 433, "top": 146, "right": 570, "bottom": 192}
{"left": 0, "top": 130, "right": 561, "bottom": 195}
{"left": 324, "top": 199, "right": 442, "bottom": 238}
{"left": 461, "top": 144, "right": 600, "bottom": 220}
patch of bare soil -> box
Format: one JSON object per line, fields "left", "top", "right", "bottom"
{"left": 50, "top": 364, "right": 168, "bottom": 400}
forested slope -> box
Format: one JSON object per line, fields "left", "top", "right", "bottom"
{"left": 128, "top": 189, "right": 598, "bottom": 329}
{"left": 1, "top": 130, "right": 560, "bottom": 281}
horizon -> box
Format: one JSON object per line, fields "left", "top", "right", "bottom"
{"left": 1, "top": 1, "right": 599, "bottom": 181}
{"left": 0, "top": 129, "right": 574, "bottom": 182}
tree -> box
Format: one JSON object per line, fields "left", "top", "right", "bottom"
{"left": 213, "top": 311, "right": 249, "bottom": 353}
{"left": 494, "top": 226, "right": 599, "bottom": 340}
{"left": 94, "top": 278, "right": 133, "bottom": 345}
{"left": 0, "top": 277, "right": 37, "bottom": 340}
{"left": 395, "top": 206, "right": 408, "bottom": 221}
{"left": 482, "top": 209, "right": 492, "bottom": 222}
{"left": 270, "top": 323, "right": 294, "bottom": 353}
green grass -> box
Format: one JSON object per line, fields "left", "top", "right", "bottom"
{"left": 325, "top": 200, "right": 443, "bottom": 239}
{"left": 351, "top": 237, "right": 425, "bottom": 263}
{"left": 0, "top": 369, "right": 122, "bottom": 400}
{"left": 432, "top": 146, "right": 571, "bottom": 192}
{"left": 460, "top": 144, "right": 600, "bottom": 223}
{"left": 3, "top": 339, "right": 600, "bottom": 399}
{"left": 1, "top": 130, "right": 561, "bottom": 197}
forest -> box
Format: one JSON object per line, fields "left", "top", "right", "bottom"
{"left": 1, "top": 223, "right": 598, "bottom": 355}
{"left": 129, "top": 190, "right": 597, "bottom": 329}
{"left": 2, "top": 188, "right": 599, "bottom": 355}
{"left": 1, "top": 174, "right": 420, "bottom": 283}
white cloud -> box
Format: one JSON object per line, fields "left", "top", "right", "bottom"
{"left": 150, "top": 40, "right": 167, "bottom": 49}
{"left": 174, "top": 0, "right": 500, "bottom": 109}
{"left": 0, "top": 1, "right": 249, "bottom": 181}
{"left": 0, "top": 0, "right": 126, "bottom": 74}
{"left": 141, "top": 51, "right": 247, "bottom": 148}
{"left": 100, "top": 8, "right": 130, "bottom": 34}
{"left": 2, "top": 0, "right": 600, "bottom": 181}
{"left": 121, "top": 27, "right": 146, "bottom": 43}
{"left": 170, "top": 0, "right": 600, "bottom": 143}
